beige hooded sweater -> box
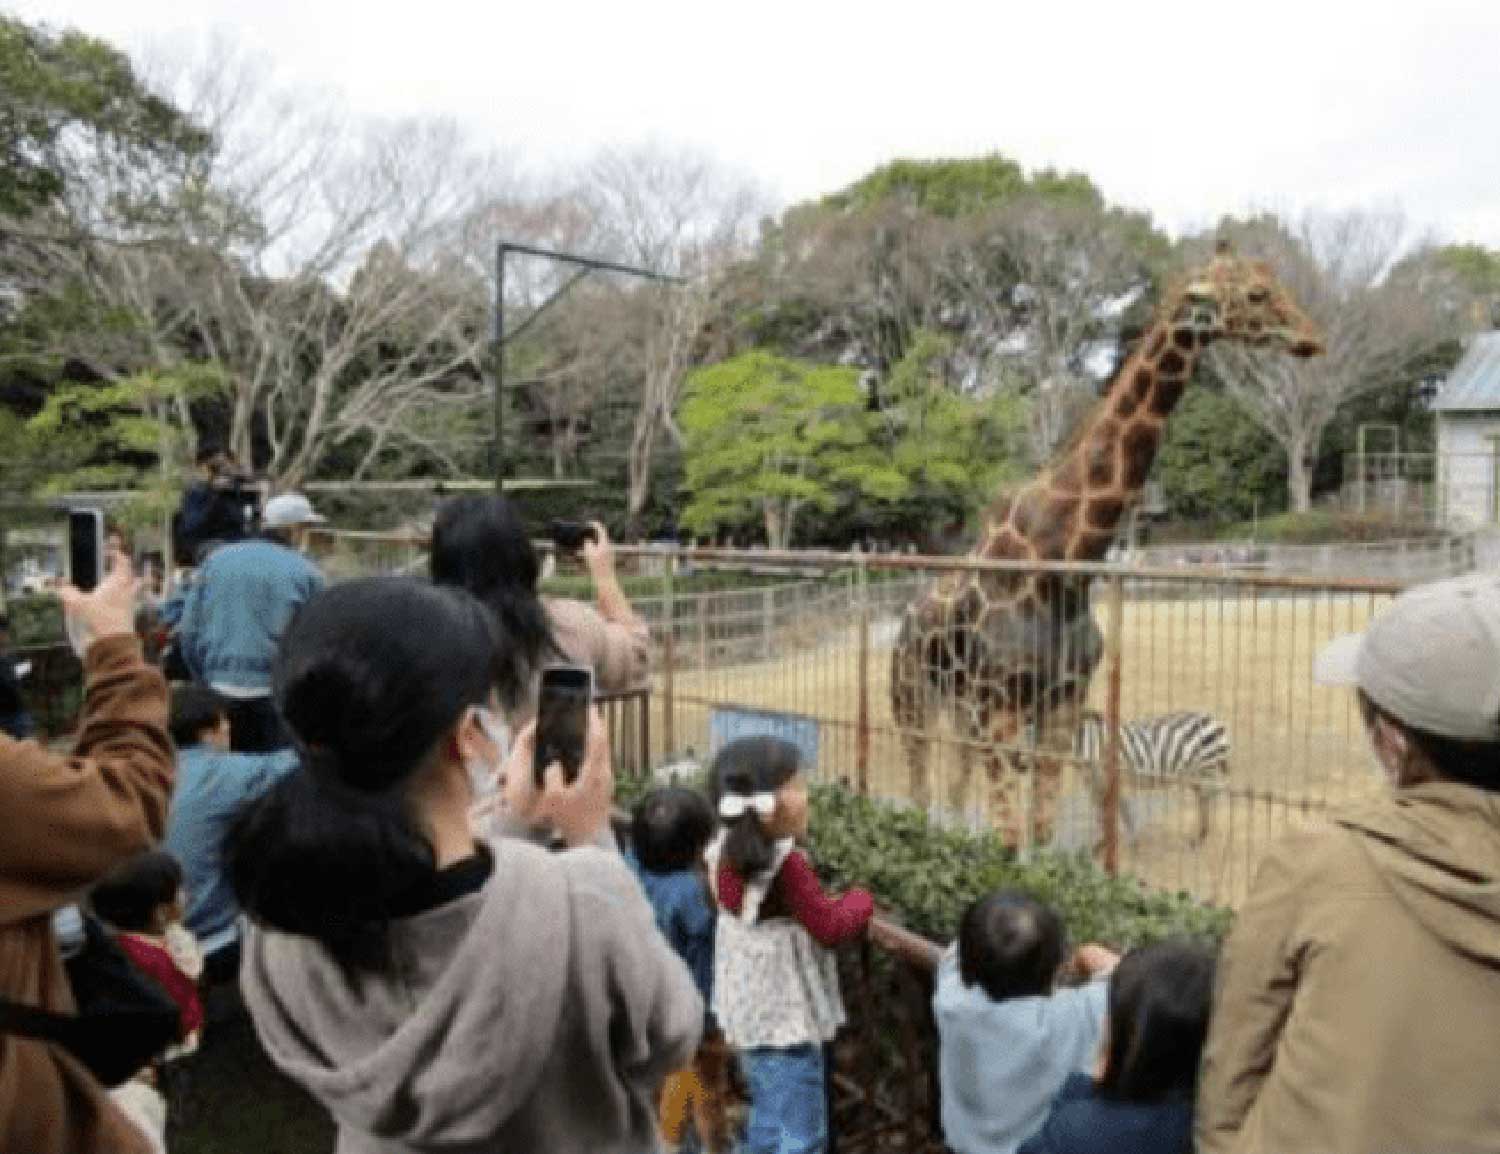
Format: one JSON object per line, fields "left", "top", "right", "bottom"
{"left": 240, "top": 835, "right": 702, "bottom": 1154}
{"left": 1197, "top": 781, "right": 1500, "bottom": 1154}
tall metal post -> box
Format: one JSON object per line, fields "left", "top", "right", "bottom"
{"left": 493, "top": 248, "right": 507, "bottom": 490}
{"left": 1102, "top": 574, "right": 1125, "bottom": 877}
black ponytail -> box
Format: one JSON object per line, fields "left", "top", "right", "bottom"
{"left": 429, "top": 494, "right": 557, "bottom": 709}
{"left": 226, "top": 577, "right": 498, "bottom": 972}
{"left": 710, "top": 736, "right": 802, "bottom": 879}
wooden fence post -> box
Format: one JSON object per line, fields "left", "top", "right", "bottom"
{"left": 662, "top": 551, "right": 676, "bottom": 758}
{"left": 855, "top": 562, "right": 871, "bottom": 795}
{"left": 761, "top": 585, "right": 775, "bottom": 662}
{"left": 1102, "top": 574, "right": 1125, "bottom": 877}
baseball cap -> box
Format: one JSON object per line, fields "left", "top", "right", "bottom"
{"left": 1313, "top": 571, "right": 1500, "bottom": 742}
{"left": 262, "top": 493, "right": 327, "bottom": 529}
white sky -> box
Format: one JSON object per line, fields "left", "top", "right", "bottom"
{"left": 14, "top": 0, "right": 1500, "bottom": 246}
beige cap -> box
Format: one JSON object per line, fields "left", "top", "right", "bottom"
{"left": 1314, "top": 571, "right": 1500, "bottom": 742}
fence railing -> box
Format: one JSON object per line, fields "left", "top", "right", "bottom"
{"left": 606, "top": 544, "right": 1406, "bottom": 908}
{"left": 1125, "top": 533, "right": 1475, "bottom": 583}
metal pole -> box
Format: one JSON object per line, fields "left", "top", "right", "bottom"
{"left": 855, "top": 559, "right": 871, "bottom": 795}
{"left": 493, "top": 246, "right": 506, "bottom": 490}
{"left": 662, "top": 550, "right": 677, "bottom": 755}
{"left": 1102, "top": 574, "right": 1125, "bottom": 876}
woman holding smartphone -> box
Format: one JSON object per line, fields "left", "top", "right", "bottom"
{"left": 429, "top": 496, "right": 650, "bottom": 726}
{"left": 227, "top": 577, "right": 701, "bottom": 1153}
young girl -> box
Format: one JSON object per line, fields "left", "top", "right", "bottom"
{"left": 708, "top": 736, "right": 874, "bottom": 1154}
{"left": 1019, "top": 940, "right": 1216, "bottom": 1154}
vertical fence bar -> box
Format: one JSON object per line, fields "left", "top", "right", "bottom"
{"left": 662, "top": 551, "right": 676, "bottom": 758}
{"left": 855, "top": 559, "right": 871, "bottom": 795}
{"left": 697, "top": 592, "right": 708, "bottom": 670}
{"left": 761, "top": 585, "right": 774, "bottom": 662}
{"left": 1102, "top": 573, "right": 1125, "bottom": 876}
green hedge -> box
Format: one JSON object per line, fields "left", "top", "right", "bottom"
{"left": 4, "top": 595, "right": 64, "bottom": 646}
{"left": 618, "top": 776, "right": 1232, "bottom": 949}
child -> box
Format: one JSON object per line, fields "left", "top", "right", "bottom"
{"left": 934, "top": 891, "right": 1120, "bottom": 1154}
{"left": 629, "top": 786, "right": 730, "bottom": 1153}
{"left": 1019, "top": 941, "right": 1214, "bottom": 1154}
{"left": 90, "top": 851, "right": 206, "bottom": 1154}
{"left": 89, "top": 851, "right": 205, "bottom": 1055}
{"left": 163, "top": 685, "right": 298, "bottom": 983}
{"left": 707, "top": 736, "right": 874, "bottom": 1154}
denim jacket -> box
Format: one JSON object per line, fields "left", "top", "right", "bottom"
{"left": 178, "top": 539, "right": 324, "bottom": 693}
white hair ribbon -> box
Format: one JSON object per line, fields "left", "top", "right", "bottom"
{"left": 718, "top": 792, "right": 777, "bottom": 820}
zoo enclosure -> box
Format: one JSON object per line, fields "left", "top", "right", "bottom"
{"left": 306, "top": 532, "right": 1406, "bottom": 908}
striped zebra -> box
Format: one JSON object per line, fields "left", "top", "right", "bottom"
{"left": 1074, "top": 710, "right": 1230, "bottom": 844}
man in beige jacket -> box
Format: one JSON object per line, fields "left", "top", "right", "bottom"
{"left": 1197, "top": 571, "right": 1500, "bottom": 1154}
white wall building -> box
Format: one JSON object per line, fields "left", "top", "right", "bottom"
{"left": 1434, "top": 333, "right": 1500, "bottom": 528}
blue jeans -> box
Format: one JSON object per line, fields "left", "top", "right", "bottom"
{"left": 739, "top": 1044, "right": 827, "bottom": 1154}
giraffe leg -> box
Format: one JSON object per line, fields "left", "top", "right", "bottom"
{"left": 890, "top": 639, "right": 934, "bottom": 814}
{"left": 981, "top": 713, "right": 1026, "bottom": 849}
{"left": 1030, "top": 698, "right": 1086, "bottom": 852}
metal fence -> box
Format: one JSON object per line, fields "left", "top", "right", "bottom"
{"left": 275, "top": 532, "right": 1411, "bottom": 908}
{"left": 622, "top": 547, "right": 1404, "bottom": 909}
{"left": 1125, "top": 533, "right": 1476, "bottom": 583}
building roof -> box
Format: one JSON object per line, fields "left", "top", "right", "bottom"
{"left": 1433, "top": 332, "right": 1500, "bottom": 413}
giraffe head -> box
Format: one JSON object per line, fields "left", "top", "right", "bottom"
{"left": 1172, "top": 242, "right": 1324, "bottom": 358}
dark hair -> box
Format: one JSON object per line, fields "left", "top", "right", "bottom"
{"left": 1098, "top": 940, "right": 1217, "bottom": 1102}
{"left": 227, "top": 577, "right": 499, "bottom": 972}
{"left": 633, "top": 787, "right": 716, "bottom": 874}
{"left": 958, "top": 890, "right": 1065, "bottom": 1002}
{"left": 170, "top": 684, "right": 228, "bottom": 747}
{"left": 710, "top": 736, "right": 802, "bottom": 878}
{"left": 429, "top": 495, "right": 555, "bottom": 710}
{"left": 91, "top": 852, "right": 183, "bottom": 933}
{"left": 1359, "top": 692, "right": 1500, "bottom": 793}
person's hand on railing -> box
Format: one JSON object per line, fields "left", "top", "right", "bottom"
{"left": 57, "top": 549, "right": 138, "bottom": 657}
{"left": 501, "top": 710, "right": 615, "bottom": 848}
{"left": 1070, "top": 942, "right": 1121, "bottom": 981}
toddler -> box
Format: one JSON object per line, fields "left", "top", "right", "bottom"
{"left": 933, "top": 890, "right": 1118, "bottom": 1154}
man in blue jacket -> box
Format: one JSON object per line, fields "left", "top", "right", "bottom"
{"left": 177, "top": 492, "right": 326, "bottom": 751}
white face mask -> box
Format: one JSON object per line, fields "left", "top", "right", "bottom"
{"left": 464, "top": 707, "right": 510, "bottom": 801}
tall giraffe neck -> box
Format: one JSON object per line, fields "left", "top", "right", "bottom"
{"left": 979, "top": 318, "right": 1205, "bottom": 564}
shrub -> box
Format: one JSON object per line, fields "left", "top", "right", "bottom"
{"left": 5, "top": 595, "right": 64, "bottom": 646}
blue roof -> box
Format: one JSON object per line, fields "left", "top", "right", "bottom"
{"left": 1433, "top": 332, "right": 1500, "bottom": 412}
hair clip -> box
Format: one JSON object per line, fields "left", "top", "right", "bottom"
{"left": 718, "top": 792, "right": 777, "bottom": 820}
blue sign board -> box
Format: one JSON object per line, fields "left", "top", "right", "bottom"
{"left": 709, "top": 706, "right": 822, "bottom": 778}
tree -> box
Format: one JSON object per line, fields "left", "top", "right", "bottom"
{"left": 1202, "top": 212, "right": 1459, "bottom": 512}
{"left": 1155, "top": 385, "right": 1285, "bottom": 523}
{"left": 679, "top": 352, "right": 906, "bottom": 548}
{"left": 0, "top": 13, "right": 207, "bottom": 223}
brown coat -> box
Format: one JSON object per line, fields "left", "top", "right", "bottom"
{"left": 1197, "top": 781, "right": 1500, "bottom": 1154}
{"left": 0, "top": 636, "right": 174, "bottom": 1154}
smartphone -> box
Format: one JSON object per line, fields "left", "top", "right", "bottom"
{"left": 533, "top": 665, "right": 593, "bottom": 788}
{"left": 67, "top": 509, "right": 106, "bottom": 592}
{"left": 548, "top": 520, "right": 597, "bottom": 554}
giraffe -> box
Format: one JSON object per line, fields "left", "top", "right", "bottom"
{"left": 890, "top": 245, "right": 1324, "bottom": 851}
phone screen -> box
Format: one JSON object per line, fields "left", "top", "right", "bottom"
{"left": 67, "top": 510, "right": 105, "bottom": 592}
{"left": 533, "top": 665, "right": 592, "bottom": 788}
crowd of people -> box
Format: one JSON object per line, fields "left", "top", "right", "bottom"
{"left": 2, "top": 476, "right": 1499, "bottom": 1153}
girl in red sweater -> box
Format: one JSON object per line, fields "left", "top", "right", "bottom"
{"left": 707, "top": 736, "right": 873, "bottom": 1154}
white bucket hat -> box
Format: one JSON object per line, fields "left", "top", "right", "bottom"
{"left": 1314, "top": 571, "right": 1500, "bottom": 742}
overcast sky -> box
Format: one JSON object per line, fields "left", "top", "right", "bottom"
{"left": 14, "top": 0, "right": 1500, "bottom": 247}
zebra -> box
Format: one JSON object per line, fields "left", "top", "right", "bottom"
{"left": 1074, "top": 710, "right": 1230, "bottom": 845}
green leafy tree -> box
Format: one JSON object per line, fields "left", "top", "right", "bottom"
{"left": 0, "top": 13, "right": 207, "bottom": 221}
{"left": 873, "top": 330, "right": 1031, "bottom": 540}
{"left": 679, "top": 352, "right": 906, "bottom": 548}
{"left": 1156, "top": 387, "right": 1285, "bottom": 524}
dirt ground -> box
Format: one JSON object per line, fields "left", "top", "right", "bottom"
{"left": 653, "top": 588, "right": 1395, "bottom": 907}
